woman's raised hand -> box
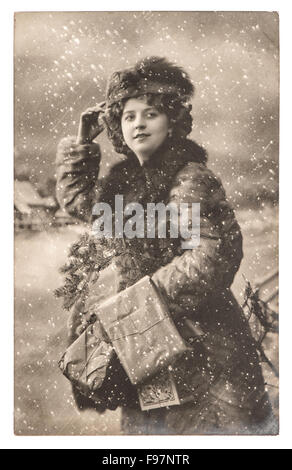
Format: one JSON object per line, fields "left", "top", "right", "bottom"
{"left": 76, "top": 101, "right": 106, "bottom": 144}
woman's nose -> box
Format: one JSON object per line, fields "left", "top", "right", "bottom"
{"left": 134, "top": 115, "right": 146, "bottom": 128}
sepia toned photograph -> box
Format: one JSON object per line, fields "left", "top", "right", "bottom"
{"left": 14, "top": 11, "right": 279, "bottom": 436}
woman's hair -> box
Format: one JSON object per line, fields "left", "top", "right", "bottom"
{"left": 104, "top": 93, "right": 193, "bottom": 156}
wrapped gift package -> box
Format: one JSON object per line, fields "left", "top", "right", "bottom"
{"left": 58, "top": 319, "right": 114, "bottom": 393}
{"left": 94, "top": 275, "right": 190, "bottom": 385}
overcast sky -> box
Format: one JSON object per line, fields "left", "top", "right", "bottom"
{"left": 14, "top": 11, "right": 278, "bottom": 200}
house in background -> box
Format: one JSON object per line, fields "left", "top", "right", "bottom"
{"left": 14, "top": 180, "right": 72, "bottom": 230}
{"left": 53, "top": 207, "right": 78, "bottom": 227}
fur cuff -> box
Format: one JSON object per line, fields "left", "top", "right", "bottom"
{"left": 56, "top": 136, "right": 101, "bottom": 165}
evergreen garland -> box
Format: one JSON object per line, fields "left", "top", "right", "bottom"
{"left": 54, "top": 231, "right": 181, "bottom": 311}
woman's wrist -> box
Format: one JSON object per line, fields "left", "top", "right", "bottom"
{"left": 76, "top": 135, "right": 93, "bottom": 145}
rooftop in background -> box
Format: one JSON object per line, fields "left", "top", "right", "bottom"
{"left": 14, "top": 180, "right": 57, "bottom": 215}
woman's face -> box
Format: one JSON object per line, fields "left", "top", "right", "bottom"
{"left": 121, "top": 96, "right": 169, "bottom": 163}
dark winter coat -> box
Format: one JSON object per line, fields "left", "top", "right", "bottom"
{"left": 56, "top": 136, "right": 268, "bottom": 429}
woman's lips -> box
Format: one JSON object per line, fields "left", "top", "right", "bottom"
{"left": 134, "top": 133, "right": 150, "bottom": 140}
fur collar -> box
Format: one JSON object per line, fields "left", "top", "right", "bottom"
{"left": 55, "top": 139, "right": 207, "bottom": 310}
{"left": 98, "top": 138, "right": 207, "bottom": 205}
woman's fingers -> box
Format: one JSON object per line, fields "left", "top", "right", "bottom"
{"left": 82, "top": 102, "right": 106, "bottom": 115}
{"left": 76, "top": 102, "right": 106, "bottom": 144}
{"left": 97, "top": 100, "right": 106, "bottom": 108}
{"left": 81, "top": 109, "right": 101, "bottom": 119}
{"left": 80, "top": 107, "right": 105, "bottom": 126}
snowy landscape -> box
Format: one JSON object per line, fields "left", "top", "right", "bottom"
{"left": 14, "top": 205, "right": 278, "bottom": 435}
{"left": 14, "top": 11, "right": 279, "bottom": 435}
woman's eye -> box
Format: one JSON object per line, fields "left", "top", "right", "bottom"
{"left": 147, "top": 112, "right": 158, "bottom": 118}
{"left": 124, "top": 115, "right": 134, "bottom": 121}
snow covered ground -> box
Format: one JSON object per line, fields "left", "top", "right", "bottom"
{"left": 14, "top": 206, "right": 278, "bottom": 435}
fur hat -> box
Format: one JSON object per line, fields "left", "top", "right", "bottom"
{"left": 105, "top": 56, "right": 194, "bottom": 106}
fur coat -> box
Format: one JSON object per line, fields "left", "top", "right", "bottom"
{"left": 55, "top": 136, "right": 269, "bottom": 427}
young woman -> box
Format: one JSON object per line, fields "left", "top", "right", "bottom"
{"left": 56, "top": 57, "right": 275, "bottom": 435}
